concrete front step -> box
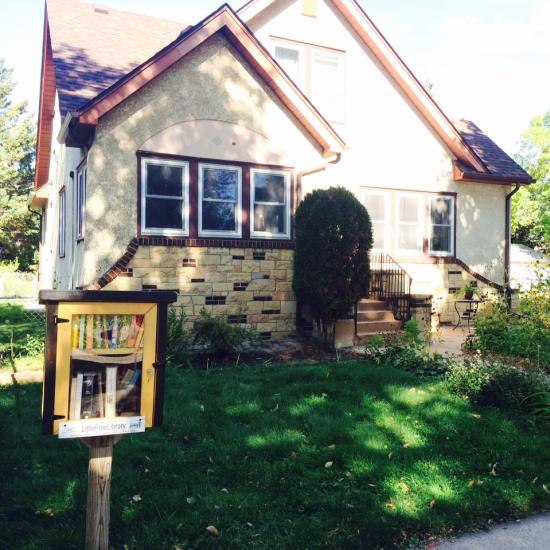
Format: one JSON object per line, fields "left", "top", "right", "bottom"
{"left": 356, "top": 319, "right": 403, "bottom": 336}
{"left": 357, "top": 309, "right": 396, "bottom": 322}
{"left": 357, "top": 299, "right": 391, "bottom": 312}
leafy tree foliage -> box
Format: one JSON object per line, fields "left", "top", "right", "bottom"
{"left": 512, "top": 110, "right": 550, "bottom": 252}
{"left": 293, "top": 187, "right": 372, "bottom": 347}
{"left": 0, "top": 59, "right": 38, "bottom": 271}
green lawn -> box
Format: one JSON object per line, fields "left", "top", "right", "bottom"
{"left": 1, "top": 360, "right": 549, "bottom": 549}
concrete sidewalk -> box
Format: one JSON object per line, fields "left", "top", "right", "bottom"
{"left": 433, "top": 513, "right": 550, "bottom": 549}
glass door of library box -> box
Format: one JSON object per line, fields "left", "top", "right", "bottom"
{"left": 53, "top": 303, "right": 157, "bottom": 435}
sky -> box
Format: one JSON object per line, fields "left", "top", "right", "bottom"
{"left": 1, "top": 0, "right": 548, "bottom": 156}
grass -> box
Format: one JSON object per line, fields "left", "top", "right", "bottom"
{"left": 1, "top": 360, "right": 549, "bottom": 549}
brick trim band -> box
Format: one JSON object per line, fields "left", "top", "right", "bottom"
{"left": 84, "top": 237, "right": 139, "bottom": 290}
{"left": 137, "top": 236, "right": 295, "bottom": 249}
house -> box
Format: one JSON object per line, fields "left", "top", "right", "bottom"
{"left": 30, "top": 0, "right": 533, "bottom": 341}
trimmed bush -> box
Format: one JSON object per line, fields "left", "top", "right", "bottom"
{"left": 293, "top": 187, "right": 372, "bottom": 347}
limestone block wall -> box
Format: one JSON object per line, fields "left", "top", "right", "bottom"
{"left": 104, "top": 246, "right": 296, "bottom": 340}
{"left": 407, "top": 263, "right": 501, "bottom": 325}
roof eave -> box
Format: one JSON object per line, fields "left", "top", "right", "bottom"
{"left": 452, "top": 162, "right": 534, "bottom": 185}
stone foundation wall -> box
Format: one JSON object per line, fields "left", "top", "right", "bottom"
{"left": 404, "top": 262, "right": 502, "bottom": 325}
{"left": 104, "top": 246, "right": 296, "bottom": 340}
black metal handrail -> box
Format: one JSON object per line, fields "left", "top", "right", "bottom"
{"left": 367, "top": 252, "right": 413, "bottom": 321}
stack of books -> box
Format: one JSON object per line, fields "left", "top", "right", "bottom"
{"left": 69, "top": 314, "right": 145, "bottom": 420}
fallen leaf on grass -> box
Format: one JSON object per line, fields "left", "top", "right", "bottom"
{"left": 132, "top": 494, "right": 142, "bottom": 502}
{"left": 327, "top": 444, "right": 336, "bottom": 449}
{"left": 429, "top": 499, "right": 437, "bottom": 509}
{"left": 472, "top": 414, "right": 481, "bottom": 420}
{"left": 489, "top": 463, "right": 498, "bottom": 476}
{"left": 325, "top": 461, "right": 333, "bottom": 469}
{"left": 387, "top": 452, "right": 393, "bottom": 460}
{"left": 206, "top": 525, "right": 219, "bottom": 536}
{"left": 543, "top": 485, "right": 549, "bottom": 494}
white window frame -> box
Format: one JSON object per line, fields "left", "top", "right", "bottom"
{"left": 396, "top": 193, "right": 423, "bottom": 255}
{"left": 270, "top": 38, "right": 306, "bottom": 89}
{"left": 428, "top": 195, "right": 455, "bottom": 257}
{"left": 361, "top": 188, "right": 390, "bottom": 252}
{"left": 58, "top": 187, "right": 66, "bottom": 258}
{"left": 75, "top": 163, "right": 87, "bottom": 240}
{"left": 250, "top": 168, "right": 291, "bottom": 240}
{"left": 198, "top": 163, "right": 242, "bottom": 238}
{"left": 310, "top": 47, "right": 346, "bottom": 124}
{"left": 140, "top": 157, "right": 189, "bottom": 236}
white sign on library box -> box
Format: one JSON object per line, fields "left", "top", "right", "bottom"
{"left": 58, "top": 416, "right": 146, "bottom": 439}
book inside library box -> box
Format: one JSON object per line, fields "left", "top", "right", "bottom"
{"left": 69, "top": 314, "right": 145, "bottom": 420}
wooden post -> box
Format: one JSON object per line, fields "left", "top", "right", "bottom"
{"left": 82, "top": 436, "right": 117, "bottom": 550}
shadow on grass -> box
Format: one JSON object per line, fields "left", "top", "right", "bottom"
{"left": 1, "top": 361, "right": 549, "bottom": 549}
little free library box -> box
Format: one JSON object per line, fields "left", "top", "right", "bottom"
{"left": 39, "top": 290, "right": 178, "bottom": 437}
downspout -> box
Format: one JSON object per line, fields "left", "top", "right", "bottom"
{"left": 504, "top": 184, "right": 521, "bottom": 308}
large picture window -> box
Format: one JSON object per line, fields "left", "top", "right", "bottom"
{"left": 76, "top": 163, "right": 87, "bottom": 240}
{"left": 199, "top": 163, "right": 242, "bottom": 237}
{"left": 429, "top": 196, "right": 454, "bottom": 256}
{"left": 251, "top": 169, "right": 291, "bottom": 239}
{"left": 58, "top": 187, "right": 66, "bottom": 258}
{"left": 361, "top": 190, "right": 388, "bottom": 250}
{"left": 397, "top": 194, "right": 422, "bottom": 253}
{"left": 141, "top": 158, "right": 189, "bottom": 236}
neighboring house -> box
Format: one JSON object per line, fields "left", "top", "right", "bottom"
{"left": 30, "top": 0, "right": 533, "bottom": 341}
{"left": 510, "top": 244, "right": 550, "bottom": 291}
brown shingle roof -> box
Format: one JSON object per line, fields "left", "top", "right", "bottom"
{"left": 454, "top": 119, "right": 533, "bottom": 183}
{"left": 47, "top": 0, "right": 187, "bottom": 116}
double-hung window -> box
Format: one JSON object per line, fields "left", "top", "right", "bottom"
{"left": 76, "top": 164, "right": 87, "bottom": 240}
{"left": 397, "top": 194, "right": 422, "bottom": 254}
{"left": 429, "top": 196, "right": 454, "bottom": 256}
{"left": 272, "top": 41, "right": 305, "bottom": 88}
{"left": 251, "top": 169, "right": 291, "bottom": 239}
{"left": 199, "top": 163, "right": 242, "bottom": 237}
{"left": 361, "top": 190, "right": 388, "bottom": 250}
{"left": 141, "top": 158, "right": 189, "bottom": 235}
{"left": 310, "top": 49, "right": 345, "bottom": 123}
{"left": 58, "top": 187, "right": 66, "bottom": 258}
{"left": 271, "top": 38, "right": 345, "bottom": 124}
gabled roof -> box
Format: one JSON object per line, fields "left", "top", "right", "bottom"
{"left": 238, "top": 0, "right": 533, "bottom": 184}
{"left": 72, "top": 4, "right": 345, "bottom": 157}
{"left": 46, "top": 0, "right": 186, "bottom": 117}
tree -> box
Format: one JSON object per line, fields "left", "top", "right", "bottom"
{"left": 512, "top": 110, "right": 550, "bottom": 253}
{"left": 293, "top": 187, "right": 372, "bottom": 348}
{"left": 0, "top": 59, "right": 38, "bottom": 271}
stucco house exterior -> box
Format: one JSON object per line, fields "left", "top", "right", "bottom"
{"left": 31, "top": 0, "right": 533, "bottom": 341}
